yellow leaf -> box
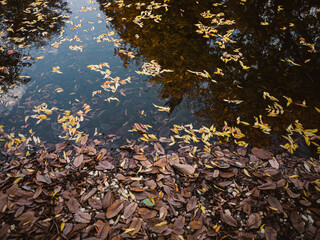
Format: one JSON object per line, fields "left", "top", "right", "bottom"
{"left": 60, "top": 222, "right": 65, "bottom": 231}
{"left": 315, "top": 107, "right": 320, "bottom": 113}
{"left": 154, "top": 221, "right": 167, "bottom": 227}
{"left": 268, "top": 206, "right": 278, "bottom": 211}
{"left": 243, "top": 169, "right": 251, "bottom": 177}
{"left": 289, "top": 175, "right": 299, "bottom": 179}
{"left": 13, "top": 177, "right": 22, "bottom": 184}
{"left": 123, "top": 228, "right": 135, "bottom": 234}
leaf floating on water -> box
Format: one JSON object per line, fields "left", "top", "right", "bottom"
{"left": 69, "top": 45, "right": 83, "bottom": 52}
{"left": 223, "top": 99, "right": 243, "bottom": 104}
{"left": 52, "top": 66, "right": 62, "bottom": 74}
{"left": 105, "top": 97, "right": 119, "bottom": 103}
{"left": 152, "top": 103, "right": 170, "bottom": 113}
{"left": 55, "top": 88, "right": 64, "bottom": 93}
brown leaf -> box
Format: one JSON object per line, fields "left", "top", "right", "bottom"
{"left": 0, "top": 193, "right": 8, "bottom": 213}
{"left": 96, "top": 220, "right": 110, "bottom": 239}
{"left": 106, "top": 199, "right": 123, "bottom": 218}
{"left": 220, "top": 210, "right": 238, "bottom": 227}
{"left": 73, "top": 154, "right": 84, "bottom": 167}
{"left": 290, "top": 211, "right": 305, "bottom": 233}
{"left": 96, "top": 161, "right": 114, "bottom": 170}
{"left": 286, "top": 188, "right": 300, "bottom": 198}
{"left": 218, "top": 181, "right": 232, "bottom": 187}
{"left": 36, "top": 174, "right": 52, "bottom": 184}
{"left": 74, "top": 211, "right": 91, "bottom": 223}
{"left": 81, "top": 188, "right": 97, "bottom": 202}
{"left": 251, "top": 147, "right": 272, "bottom": 159}
{"left": 81, "top": 134, "right": 88, "bottom": 146}
{"left": 172, "top": 163, "right": 195, "bottom": 175}
{"left": 102, "top": 191, "right": 114, "bottom": 209}
{"left": 258, "top": 181, "right": 276, "bottom": 190}
{"left": 265, "top": 226, "right": 277, "bottom": 240}
{"left": 154, "top": 142, "right": 165, "bottom": 155}
{"left": 159, "top": 206, "right": 168, "bottom": 219}
{"left": 268, "top": 158, "right": 279, "bottom": 169}
{"left": 55, "top": 142, "right": 68, "bottom": 152}
{"left": 267, "top": 196, "right": 283, "bottom": 213}
{"left": 129, "top": 218, "right": 142, "bottom": 235}
{"left": 138, "top": 208, "right": 157, "bottom": 220}
{"left": 147, "top": 218, "right": 168, "bottom": 233}
{"left": 219, "top": 171, "right": 235, "bottom": 178}
{"left": 246, "top": 213, "right": 261, "bottom": 229}
{"left": 88, "top": 198, "right": 102, "bottom": 210}
{"left": 16, "top": 211, "right": 36, "bottom": 228}
{"left": 122, "top": 202, "right": 138, "bottom": 219}
{"left": 189, "top": 220, "right": 203, "bottom": 230}
{"left": 62, "top": 223, "right": 73, "bottom": 236}
{"left": 186, "top": 196, "right": 197, "bottom": 212}
{"left": 33, "top": 187, "right": 42, "bottom": 199}
{"left": 133, "top": 154, "right": 148, "bottom": 161}
{"left": 0, "top": 224, "right": 10, "bottom": 237}
{"left": 172, "top": 216, "right": 185, "bottom": 235}
{"left": 66, "top": 197, "right": 80, "bottom": 213}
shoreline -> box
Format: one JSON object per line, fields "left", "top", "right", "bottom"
{"left": 0, "top": 135, "right": 319, "bottom": 239}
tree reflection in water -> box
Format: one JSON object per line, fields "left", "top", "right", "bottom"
{"left": 97, "top": 0, "right": 320, "bottom": 153}
{"left": 0, "top": 0, "right": 70, "bottom": 99}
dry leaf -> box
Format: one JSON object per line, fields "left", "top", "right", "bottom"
{"left": 172, "top": 163, "right": 195, "bottom": 175}
{"left": 74, "top": 154, "right": 84, "bottom": 167}
{"left": 106, "top": 200, "right": 123, "bottom": 218}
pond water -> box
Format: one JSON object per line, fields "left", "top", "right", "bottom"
{"left": 0, "top": 0, "right": 319, "bottom": 156}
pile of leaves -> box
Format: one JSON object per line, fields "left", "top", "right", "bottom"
{"left": 0, "top": 133, "right": 319, "bottom": 239}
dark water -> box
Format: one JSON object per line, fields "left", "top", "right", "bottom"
{"left": 0, "top": 0, "right": 319, "bottom": 155}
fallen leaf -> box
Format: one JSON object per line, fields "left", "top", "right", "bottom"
{"left": 265, "top": 226, "right": 277, "bottom": 240}
{"left": 290, "top": 211, "right": 305, "bottom": 233}
{"left": 220, "top": 210, "right": 238, "bottom": 227}
{"left": 106, "top": 200, "right": 123, "bottom": 218}
{"left": 122, "top": 202, "right": 138, "bottom": 219}
{"left": 172, "top": 163, "right": 195, "bottom": 175}
{"left": 246, "top": 213, "right": 261, "bottom": 229}
{"left": 258, "top": 181, "right": 276, "bottom": 190}
{"left": 251, "top": 147, "right": 272, "bottom": 159}
{"left": 73, "top": 154, "right": 84, "bottom": 167}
